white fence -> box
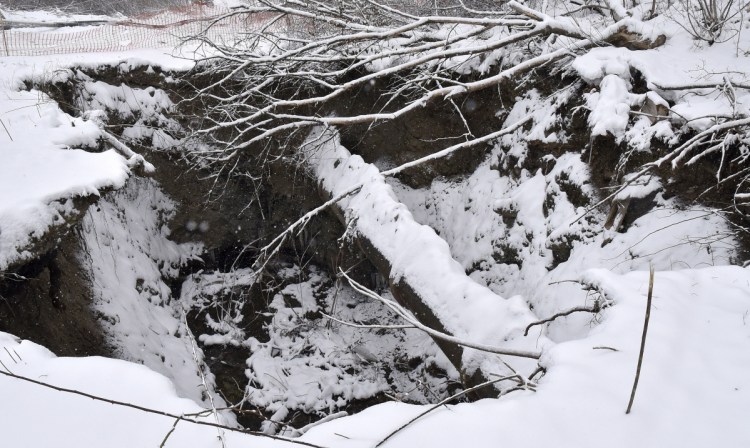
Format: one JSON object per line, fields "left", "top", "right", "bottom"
{"left": 0, "top": 5, "right": 260, "bottom": 56}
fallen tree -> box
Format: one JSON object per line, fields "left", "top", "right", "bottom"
{"left": 304, "top": 126, "right": 543, "bottom": 394}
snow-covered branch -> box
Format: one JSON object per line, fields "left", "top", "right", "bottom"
{"left": 185, "top": 0, "right": 663, "bottom": 164}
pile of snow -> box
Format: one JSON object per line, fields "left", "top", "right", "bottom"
{"left": 572, "top": 13, "right": 750, "bottom": 148}
{"left": 74, "top": 72, "right": 181, "bottom": 149}
{"left": 0, "top": 332, "right": 288, "bottom": 448}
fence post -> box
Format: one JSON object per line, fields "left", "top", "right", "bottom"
{"left": 1, "top": 29, "right": 8, "bottom": 57}
{"left": 1, "top": 10, "right": 10, "bottom": 57}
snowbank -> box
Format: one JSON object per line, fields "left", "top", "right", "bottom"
{"left": 572, "top": 14, "right": 750, "bottom": 141}
{"left": 0, "top": 56, "right": 130, "bottom": 270}
{"left": 0, "top": 332, "right": 288, "bottom": 448}
{"left": 0, "top": 50, "right": 195, "bottom": 271}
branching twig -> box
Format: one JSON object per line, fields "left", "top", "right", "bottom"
{"left": 381, "top": 115, "right": 532, "bottom": 176}
{"left": 252, "top": 185, "right": 362, "bottom": 274}
{"left": 159, "top": 417, "right": 182, "bottom": 448}
{"left": 182, "top": 310, "right": 227, "bottom": 447}
{"left": 524, "top": 301, "right": 605, "bottom": 336}
{"left": 101, "top": 130, "right": 155, "bottom": 173}
{"left": 252, "top": 115, "right": 530, "bottom": 271}
{"left": 321, "top": 312, "right": 416, "bottom": 330}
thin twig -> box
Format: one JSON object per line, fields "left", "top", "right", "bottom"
{"left": 322, "top": 312, "right": 416, "bottom": 330}
{"left": 3, "top": 347, "right": 19, "bottom": 363}
{"left": 626, "top": 265, "right": 655, "bottom": 414}
{"left": 0, "top": 118, "right": 12, "bottom": 141}
{"left": 375, "top": 374, "right": 527, "bottom": 447}
{"left": 0, "top": 358, "right": 13, "bottom": 375}
{"left": 289, "top": 411, "right": 348, "bottom": 437}
{"left": 252, "top": 185, "right": 362, "bottom": 274}
{"left": 182, "top": 310, "right": 226, "bottom": 447}
{"left": 159, "top": 417, "right": 182, "bottom": 448}
{"left": 341, "top": 270, "right": 542, "bottom": 359}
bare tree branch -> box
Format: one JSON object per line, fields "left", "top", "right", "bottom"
{"left": 0, "top": 368, "right": 327, "bottom": 448}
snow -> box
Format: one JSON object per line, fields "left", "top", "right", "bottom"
{"left": 614, "top": 173, "right": 662, "bottom": 201}
{"left": 0, "top": 57, "right": 131, "bottom": 270}
{"left": 387, "top": 79, "right": 738, "bottom": 349}
{"left": 0, "top": 33, "right": 205, "bottom": 271}
{"left": 0, "top": 39, "right": 229, "bottom": 417}
{"left": 3, "top": 265, "right": 750, "bottom": 447}
{"left": 80, "top": 177, "right": 228, "bottom": 411}
{"left": 0, "top": 8, "right": 117, "bottom": 23}
{"left": 586, "top": 74, "right": 636, "bottom": 138}
{"left": 572, "top": 15, "right": 750, "bottom": 141}
{"left": 0, "top": 332, "right": 288, "bottom": 448}
{"left": 75, "top": 74, "right": 181, "bottom": 149}
{"left": 2, "top": 3, "right": 750, "bottom": 447}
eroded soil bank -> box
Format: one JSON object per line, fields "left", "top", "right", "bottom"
{"left": 2, "top": 60, "right": 745, "bottom": 430}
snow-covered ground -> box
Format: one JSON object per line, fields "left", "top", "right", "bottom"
{"left": 1, "top": 3, "right": 750, "bottom": 448}
{"left": 0, "top": 44, "right": 197, "bottom": 270}
{"left": 0, "top": 332, "right": 283, "bottom": 448}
